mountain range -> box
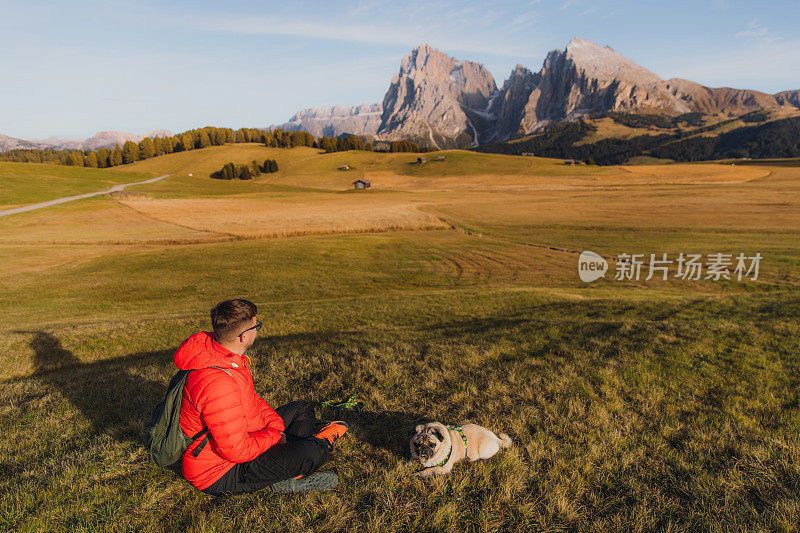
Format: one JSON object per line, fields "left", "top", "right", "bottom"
{"left": 4, "top": 38, "right": 798, "bottom": 155}
{"left": 276, "top": 38, "right": 800, "bottom": 149}
{"left": 0, "top": 130, "right": 173, "bottom": 153}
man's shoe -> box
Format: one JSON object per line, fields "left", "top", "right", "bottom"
{"left": 270, "top": 471, "right": 338, "bottom": 493}
{"left": 314, "top": 421, "right": 348, "bottom": 447}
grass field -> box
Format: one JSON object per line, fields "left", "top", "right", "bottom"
{"left": 0, "top": 163, "right": 152, "bottom": 210}
{"left": 1, "top": 145, "right": 799, "bottom": 531}
{"left": 574, "top": 117, "right": 671, "bottom": 145}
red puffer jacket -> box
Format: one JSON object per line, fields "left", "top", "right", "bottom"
{"left": 174, "top": 331, "right": 285, "bottom": 490}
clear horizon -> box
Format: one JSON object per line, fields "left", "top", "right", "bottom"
{"left": 2, "top": 0, "right": 799, "bottom": 139}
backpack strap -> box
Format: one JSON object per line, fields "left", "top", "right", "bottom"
{"left": 189, "top": 428, "right": 207, "bottom": 441}
{"left": 191, "top": 433, "right": 211, "bottom": 457}
{"left": 189, "top": 366, "right": 234, "bottom": 458}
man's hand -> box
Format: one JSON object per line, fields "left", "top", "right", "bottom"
{"left": 279, "top": 432, "right": 287, "bottom": 444}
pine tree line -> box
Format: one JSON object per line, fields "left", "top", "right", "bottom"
{"left": 607, "top": 112, "right": 705, "bottom": 129}
{"left": 0, "top": 126, "right": 406, "bottom": 168}
{"left": 0, "top": 127, "right": 314, "bottom": 168}
{"left": 211, "top": 159, "right": 279, "bottom": 180}
{"left": 318, "top": 135, "right": 366, "bottom": 153}
{"left": 650, "top": 117, "right": 800, "bottom": 161}
{"left": 475, "top": 114, "right": 800, "bottom": 164}
{"left": 389, "top": 140, "right": 422, "bottom": 153}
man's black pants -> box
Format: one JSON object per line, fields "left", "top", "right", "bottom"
{"left": 201, "top": 400, "right": 330, "bottom": 495}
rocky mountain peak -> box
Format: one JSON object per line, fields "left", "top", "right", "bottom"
{"left": 504, "top": 65, "right": 535, "bottom": 84}
{"left": 0, "top": 130, "right": 173, "bottom": 153}
{"left": 378, "top": 44, "right": 497, "bottom": 147}
{"left": 273, "top": 38, "right": 800, "bottom": 149}
{"left": 565, "top": 37, "right": 614, "bottom": 54}
{"left": 563, "top": 37, "right": 662, "bottom": 86}
{"left": 82, "top": 130, "right": 173, "bottom": 151}
{"left": 278, "top": 104, "right": 382, "bottom": 137}
{"left": 493, "top": 65, "right": 538, "bottom": 141}
{"left": 517, "top": 38, "right": 692, "bottom": 131}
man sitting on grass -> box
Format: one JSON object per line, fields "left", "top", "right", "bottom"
{"left": 173, "top": 298, "right": 348, "bottom": 494}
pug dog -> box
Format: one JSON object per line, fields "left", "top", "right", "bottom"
{"left": 409, "top": 421, "right": 513, "bottom": 476}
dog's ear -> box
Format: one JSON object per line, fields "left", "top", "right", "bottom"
{"left": 414, "top": 424, "right": 424, "bottom": 435}
{"left": 409, "top": 425, "right": 422, "bottom": 438}
{"left": 432, "top": 428, "right": 444, "bottom": 441}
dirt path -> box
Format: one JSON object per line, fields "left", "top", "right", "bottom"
{"left": 0, "top": 174, "right": 170, "bottom": 217}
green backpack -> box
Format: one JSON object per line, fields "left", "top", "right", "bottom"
{"left": 147, "top": 367, "right": 231, "bottom": 468}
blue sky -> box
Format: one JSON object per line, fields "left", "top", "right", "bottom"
{"left": 2, "top": 0, "right": 799, "bottom": 139}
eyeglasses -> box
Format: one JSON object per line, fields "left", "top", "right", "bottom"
{"left": 238, "top": 320, "right": 262, "bottom": 339}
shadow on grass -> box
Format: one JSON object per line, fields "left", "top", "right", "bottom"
{"left": 23, "top": 330, "right": 168, "bottom": 444}
{"left": 327, "top": 408, "right": 426, "bottom": 459}
{"left": 20, "top": 330, "right": 432, "bottom": 459}
{"left": 0, "top": 331, "right": 173, "bottom": 516}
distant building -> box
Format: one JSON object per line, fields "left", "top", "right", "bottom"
{"left": 521, "top": 153, "right": 535, "bottom": 157}
{"left": 563, "top": 159, "right": 580, "bottom": 165}
{"left": 417, "top": 157, "right": 427, "bottom": 164}
{"left": 353, "top": 179, "right": 371, "bottom": 189}
{"left": 338, "top": 164, "right": 351, "bottom": 170}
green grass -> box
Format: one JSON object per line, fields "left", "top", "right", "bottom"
{"left": 718, "top": 158, "right": 800, "bottom": 167}
{"left": 1, "top": 148, "right": 800, "bottom": 530}
{"left": 626, "top": 156, "right": 676, "bottom": 165}
{"left": 3, "top": 289, "right": 800, "bottom": 530}
{"left": 130, "top": 174, "right": 332, "bottom": 199}
{"left": 273, "top": 149, "right": 616, "bottom": 179}
{"left": 106, "top": 145, "right": 588, "bottom": 196}
{"left": 0, "top": 163, "right": 151, "bottom": 209}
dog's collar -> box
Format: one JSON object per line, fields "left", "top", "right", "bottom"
{"left": 450, "top": 426, "right": 468, "bottom": 448}
{"left": 435, "top": 445, "right": 453, "bottom": 467}
{"left": 434, "top": 426, "right": 468, "bottom": 468}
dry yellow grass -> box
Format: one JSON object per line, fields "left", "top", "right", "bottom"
{"left": 614, "top": 163, "right": 770, "bottom": 183}
{"left": 265, "top": 149, "right": 620, "bottom": 190}
{"left": 108, "top": 145, "right": 768, "bottom": 194}
{"left": 0, "top": 196, "right": 211, "bottom": 244}
{"left": 0, "top": 156, "right": 784, "bottom": 250}
{"left": 575, "top": 117, "right": 670, "bottom": 145}
{"left": 317, "top": 164, "right": 768, "bottom": 192}
{"left": 119, "top": 194, "right": 449, "bottom": 238}
{"left": 0, "top": 244, "right": 118, "bottom": 277}
{"left": 108, "top": 143, "right": 321, "bottom": 178}
{"left": 430, "top": 181, "right": 800, "bottom": 234}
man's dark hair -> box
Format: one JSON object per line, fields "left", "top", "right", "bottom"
{"left": 211, "top": 299, "right": 257, "bottom": 342}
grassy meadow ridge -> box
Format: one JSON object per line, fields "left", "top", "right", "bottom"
{"left": 1, "top": 144, "right": 799, "bottom": 531}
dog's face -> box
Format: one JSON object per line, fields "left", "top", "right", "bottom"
{"left": 410, "top": 423, "right": 447, "bottom": 462}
